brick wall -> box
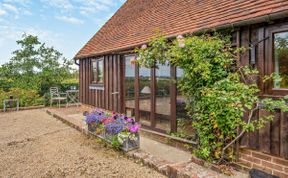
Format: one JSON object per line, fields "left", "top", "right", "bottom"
{"left": 238, "top": 148, "right": 288, "bottom": 178}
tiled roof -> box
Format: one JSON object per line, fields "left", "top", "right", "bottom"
{"left": 75, "top": 0, "right": 288, "bottom": 59}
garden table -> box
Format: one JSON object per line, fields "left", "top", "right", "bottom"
{"left": 66, "top": 90, "right": 80, "bottom": 107}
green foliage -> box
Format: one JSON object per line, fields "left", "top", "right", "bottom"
{"left": 0, "top": 34, "right": 73, "bottom": 95}
{"left": 135, "top": 32, "right": 168, "bottom": 68}
{"left": 136, "top": 33, "right": 288, "bottom": 162}
{"left": 111, "top": 135, "right": 122, "bottom": 149}
{"left": 0, "top": 88, "right": 44, "bottom": 108}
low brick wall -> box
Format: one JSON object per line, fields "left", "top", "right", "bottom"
{"left": 238, "top": 148, "right": 288, "bottom": 178}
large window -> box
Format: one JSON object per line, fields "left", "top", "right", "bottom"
{"left": 274, "top": 32, "right": 288, "bottom": 88}
{"left": 91, "top": 58, "right": 104, "bottom": 84}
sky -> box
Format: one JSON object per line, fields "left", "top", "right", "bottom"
{"left": 0, "top": 0, "right": 126, "bottom": 65}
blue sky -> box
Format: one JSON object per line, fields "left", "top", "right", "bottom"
{"left": 0, "top": 0, "right": 125, "bottom": 65}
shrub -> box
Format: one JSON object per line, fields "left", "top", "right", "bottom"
{"left": 136, "top": 33, "right": 288, "bottom": 162}
{"left": 0, "top": 88, "right": 44, "bottom": 108}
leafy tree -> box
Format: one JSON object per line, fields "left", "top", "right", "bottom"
{"left": 136, "top": 33, "right": 288, "bottom": 163}
{"left": 0, "top": 34, "right": 72, "bottom": 95}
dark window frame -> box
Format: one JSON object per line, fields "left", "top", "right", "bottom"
{"left": 91, "top": 57, "right": 104, "bottom": 85}
{"left": 268, "top": 27, "right": 288, "bottom": 96}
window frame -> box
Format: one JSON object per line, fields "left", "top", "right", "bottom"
{"left": 91, "top": 57, "right": 104, "bottom": 85}
{"left": 268, "top": 26, "right": 288, "bottom": 96}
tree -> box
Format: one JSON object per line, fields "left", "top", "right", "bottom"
{"left": 0, "top": 34, "right": 72, "bottom": 95}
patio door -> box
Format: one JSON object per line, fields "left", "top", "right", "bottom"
{"left": 123, "top": 55, "right": 177, "bottom": 133}
{"left": 123, "top": 55, "right": 137, "bottom": 118}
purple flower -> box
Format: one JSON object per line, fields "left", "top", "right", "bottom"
{"left": 105, "top": 122, "right": 124, "bottom": 134}
{"left": 85, "top": 112, "right": 107, "bottom": 125}
{"left": 127, "top": 118, "right": 134, "bottom": 123}
{"left": 128, "top": 124, "right": 140, "bottom": 133}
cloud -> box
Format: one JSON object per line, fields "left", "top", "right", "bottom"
{"left": 3, "top": 0, "right": 31, "bottom": 6}
{"left": 78, "top": 0, "right": 118, "bottom": 15}
{"left": 0, "top": 24, "right": 65, "bottom": 64}
{"left": 0, "top": 2, "right": 32, "bottom": 18}
{"left": 56, "top": 16, "right": 84, "bottom": 25}
{"left": 2, "top": 3, "right": 18, "bottom": 13}
{"left": 41, "top": 0, "right": 74, "bottom": 11}
{"left": 0, "top": 9, "right": 6, "bottom": 16}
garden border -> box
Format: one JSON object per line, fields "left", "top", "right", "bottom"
{"left": 0, "top": 105, "right": 45, "bottom": 112}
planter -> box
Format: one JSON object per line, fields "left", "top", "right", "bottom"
{"left": 102, "top": 131, "right": 140, "bottom": 151}
{"left": 84, "top": 109, "right": 141, "bottom": 152}
{"left": 121, "top": 133, "right": 140, "bottom": 152}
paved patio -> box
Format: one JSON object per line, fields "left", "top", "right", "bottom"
{"left": 48, "top": 107, "right": 191, "bottom": 163}
{"left": 47, "top": 106, "right": 248, "bottom": 178}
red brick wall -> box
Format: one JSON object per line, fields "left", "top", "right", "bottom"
{"left": 238, "top": 148, "right": 288, "bottom": 178}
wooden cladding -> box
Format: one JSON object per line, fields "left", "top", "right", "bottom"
{"left": 79, "top": 55, "right": 123, "bottom": 113}
{"left": 234, "top": 20, "right": 288, "bottom": 159}
{"left": 240, "top": 109, "right": 288, "bottom": 159}
{"left": 78, "top": 19, "right": 288, "bottom": 159}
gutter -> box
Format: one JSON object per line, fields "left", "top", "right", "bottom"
{"left": 74, "top": 58, "right": 80, "bottom": 66}
{"left": 75, "top": 10, "right": 288, "bottom": 60}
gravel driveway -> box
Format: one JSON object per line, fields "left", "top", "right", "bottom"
{"left": 0, "top": 109, "right": 165, "bottom": 178}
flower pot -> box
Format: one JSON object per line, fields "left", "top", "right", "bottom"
{"left": 121, "top": 133, "right": 140, "bottom": 152}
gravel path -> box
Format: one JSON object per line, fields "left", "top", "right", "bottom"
{"left": 0, "top": 109, "right": 166, "bottom": 178}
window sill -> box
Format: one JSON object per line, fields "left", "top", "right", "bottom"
{"left": 272, "top": 88, "right": 288, "bottom": 91}
{"left": 89, "top": 84, "right": 104, "bottom": 90}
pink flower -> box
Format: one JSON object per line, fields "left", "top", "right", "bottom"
{"left": 102, "top": 118, "right": 114, "bottom": 125}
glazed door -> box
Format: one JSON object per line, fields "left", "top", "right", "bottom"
{"left": 123, "top": 55, "right": 137, "bottom": 117}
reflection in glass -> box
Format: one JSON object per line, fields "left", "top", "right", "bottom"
{"left": 139, "top": 67, "right": 151, "bottom": 126}
{"left": 155, "top": 63, "right": 171, "bottom": 131}
{"left": 274, "top": 32, "right": 288, "bottom": 88}
{"left": 98, "top": 60, "right": 104, "bottom": 83}
{"left": 92, "top": 59, "right": 103, "bottom": 83}
{"left": 176, "top": 68, "right": 195, "bottom": 140}
{"left": 124, "top": 56, "right": 136, "bottom": 117}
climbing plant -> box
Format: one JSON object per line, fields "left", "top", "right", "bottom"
{"left": 136, "top": 33, "right": 288, "bottom": 163}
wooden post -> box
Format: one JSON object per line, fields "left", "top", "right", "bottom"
{"left": 170, "top": 66, "right": 177, "bottom": 132}
{"left": 151, "top": 67, "right": 156, "bottom": 128}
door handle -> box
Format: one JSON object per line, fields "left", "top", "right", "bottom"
{"left": 111, "top": 92, "right": 119, "bottom": 95}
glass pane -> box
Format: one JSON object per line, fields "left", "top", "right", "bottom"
{"left": 124, "top": 56, "right": 136, "bottom": 117}
{"left": 92, "top": 61, "right": 97, "bottom": 82}
{"left": 97, "top": 60, "right": 104, "bottom": 83}
{"left": 176, "top": 67, "right": 195, "bottom": 140}
{"left": 274, "top": 32, "right": 288, "bottom": 88}
{"left": 139, "top": 66, "right": 151, "bottom": 127}
{"left": 155, "top": 63, "right": 171, "bottom": 131}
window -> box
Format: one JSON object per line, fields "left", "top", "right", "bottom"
{"left": 274, "top": 32, "right": 288, "bottom": 88}
{"left": 91, "top": 58, "right": 104, "bottom": 84}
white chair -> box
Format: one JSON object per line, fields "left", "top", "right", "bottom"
{"left": 50, "top": 87, "right": 67, "bottom": 108}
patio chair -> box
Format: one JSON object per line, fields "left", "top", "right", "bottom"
{"left": 50, "top": 87, "right": 67, "bottom": 108}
